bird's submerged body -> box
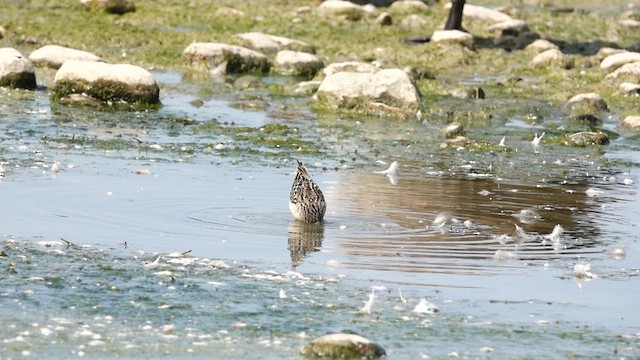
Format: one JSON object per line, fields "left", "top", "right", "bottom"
{"left": 289, "top": 160, "right": 326, "bottom": 223}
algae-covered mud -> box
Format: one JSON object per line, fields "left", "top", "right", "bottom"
{"left": 2, "top": 0, "right": 640, "bottom": 358}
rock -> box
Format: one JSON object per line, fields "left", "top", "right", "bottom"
{"left": 449, "top": 87, "right": 485, "bottom": 99}
{"left": 619, "top": 19, "right": 640, "bottom": 28}
{"left": 525, "top": 39, "right": 558, "bottom": 54}
{"left": 301, "top": 333, "right": 386, "bottom": 359}
{"left": 236, "top": 32, "right": 315, "bottom": 55}
{"left": 566, "top": 132, "right": 610, "bottom": 146}
{"left": 454, "top": 3, "right": 513, "bottom": 23}
{"left": 273, "top": 50, "right": 323, "bottom": 78}
{"left": 0, "top": 26, "right": 7, "bottom": 39}
{"left": 621, "top": 115, "right": 640, "bottom": 128}
{"left": 430, "top": 30, "right": 474, "bottom": 48}
{"left": 317, "top": 0, "right": 368, "bottom": 21}
{"left": 530, "top": 48, "right": 571, "bottom": 68}
{"left": 600, "top": 52, "right": 640, "bottom": 72}
{"left": 403, "top": 66, "right": 435, "bottom": 81}
{"left": 50, "top": 60, "right": 160, "bottom": 106}
{"left": 619, "top": 82, "right": 640, "bottom": 95}
{"left": 322, "top": 61, "right": 378, "bottom": 77}
{"left": 182, "top": 42, "right": 270, "bottom": 75}
{"left": 0, "top": 47, "right": 36, "bottom": 90}
{"left": 374, "top": 12, "right": 393, "bottom": 26}
{"left": 566, "top": 114, "right": 602, "bottom": 127}
{"left": 443, "top": 123, "right": 464, "bottom": 138}
{"left": 439, "top": 136, "right": 476, "bottom": 149}
{"left": 80, "top": 0, "right": 135, "bottom": 14}
{"left": 292, "top": 80, "right": 322, "bottom": 95}
{"left": 487, "top": 19, "right": 528, "bottom": 33}
{"left": 215, "top": 7, "right": 245, "bottom": 18}
{"left": 596, "top": 47, "right": 627, "bottom": 59}
{"left": 389, "top": 0, "right": 429, "bottom": 13}
{"left": 604, "top": 62, "right": 640, "bottom": 83}
{"left": 316, "top": 68, "right": 421, "bottom": 114}
{"left": 28, "top": 45, "right": 102, "bottom": 69}
{"left": 399, "top": 14, "right": 430, "bottom": 31}
{"left": 564, "top": 93, "right": 608, "bottom": 115}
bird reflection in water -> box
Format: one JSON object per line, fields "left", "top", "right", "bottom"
{"left": 287, "top": 220, "right": 325, "bottom": 267}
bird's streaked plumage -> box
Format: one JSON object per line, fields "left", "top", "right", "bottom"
{"left": 289, "top": 160, "right": 326, "bottom": 223}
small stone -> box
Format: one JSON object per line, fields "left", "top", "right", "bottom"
{"left": 487, "top": 19, "right": 528, "bottom": 33}
{"left": 530, "top": 48, "right": 571, "bottom": 68}
{"left": 292, "top": 80, "right": 322, "bottom": 95}
{"left": 439, "top": 136, "right": 475, "bottom": 149}
{"left": 454, "top": 3, "right": 513, "bottom": 23}
{"left": 619, "top": 82, "right": 640, "bottom": 95}
{"left": 566, "top": 132, "right": 610, "bottom": 146}
{"left": 449, "top": 87, "right": 485, "bottom": 99}
{"left": 301, "top": 333, "right": 386, "bottom": 359}
{"left": 443, "top": 123, "right": 464, "bottom": 138}
{"left": 621, "top": 115, "right": 640, "bottom": 129}
{"left": 524, "top": 39, "right": 558, "bottom": 53}
{"left": 431, "top": 30, "right": 474, "bottom": 48}
{"left": 619, "top": 19, "right": 640, "bottom": 28}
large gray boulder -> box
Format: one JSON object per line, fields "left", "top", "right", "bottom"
{"left": 236, "top": 32, "right": 315, "bottom": 55}
{"left": 301, "top": 333, "right": 386, "bottom": 359}
{"left": 273, "top": 50, "right": 323, "bottom": 78}
{"left": 0, "top": 47, "right": 36, "bottom": 90}
{"left": 316, "top": 68, "right": 421, "bottom": 114}
{"left": 29, "top": 45, "right": 102, "bottom": 69}
{"left": 182, "top": 42, "right": 269, "bottom": 75}
{"left": 50, "top": 60, "right": 160, "bottom": 106}
{"left": 564, "top": 93, "right": 609, "bottom": 116}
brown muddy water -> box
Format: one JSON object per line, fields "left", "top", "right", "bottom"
{"left": 1, "top": 72, "right": 640, "bottom": 359}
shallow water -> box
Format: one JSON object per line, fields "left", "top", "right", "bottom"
{"left": 1, "top": 72, "right": 640, "bottom": 358}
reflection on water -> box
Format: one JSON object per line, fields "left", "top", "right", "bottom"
{"left": 287, "top": 221, "right": 324, "bottom": 267}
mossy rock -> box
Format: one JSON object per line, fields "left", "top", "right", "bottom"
{"left": 301, "top": 333, "right": 386, "bottom": 359}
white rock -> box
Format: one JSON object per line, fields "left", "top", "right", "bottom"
{"left": 600, "top": 51, "right": 640, "bottom": 72}
{"left": 182, "top": 42, "right": 269, "bottom": 74}
{"left": 316, "top": 68, "right": 421, "bottom": 112}
{"left": 29, "top": 45, "right": 102, "bottom": 69}
{"left": 450, "top": 3, "right": 513, "bottom": 23}
{"left": 430, "top": 30, "right": 474, "bottom": 48}
{"left": 322, "top": 61, "right": 378, "bottom": 77}
{"left": 530, "top": 48, "right": 568, "bottom": 68}
{"left": 487, "top": 19, "right": 528, "bottom": 32}
{"left": 605, "top": 62, "right": 640, "bottom": 82}
{"left": 619, "top": 82, "right": 640, "bottom": 95}
{"left": 52, "top": 60, "right": 159, "bottom": 104}
{"left": 0, "top": 47, "right": 36, "bottom": 89}
{"left": 317, "top": 0, "right": 368, "bottom": 20}
{"left": 236, "top": 32, "right": 314, "bottom": 55}
{"left": 389, "top": 0, "right": 429, "bottom": 12}
{"left": 621, "top": 115, "right": 640, "bottom": 129}
{"left": 619, "top": 19, "right": 640, "bottom": 28}
{"left": 525, "top": 39, "right": 559, "bottom": 53}
{"left": 273, "top": 50, "right": 323, "bottom": 77}
{"left": 399, "top": 14, "right": 430, "bottom": 31}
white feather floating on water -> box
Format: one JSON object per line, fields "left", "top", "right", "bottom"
{"left": 360, "top": 289, "right": 376, "bottom": 315}
{"left": 279, "top": 288, "right": 287, "bottom": 299}
{"left": 544, "top": 224, "right": 564, "bottom": 243}
{"left": 494, "top": 250, "right": 516, "bottom": 262}
{"left": 585, "top": 188, "right": 604, "bottom": 197}
{"left": 498, "top": 136, "right": 506, "bottom": 147}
